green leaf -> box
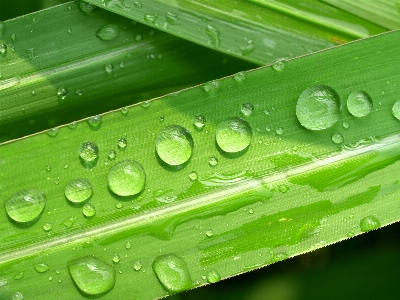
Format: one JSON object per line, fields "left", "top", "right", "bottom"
{"left": 1, "top": 24, "right": 400, "bottom": 299}
{"left": 84, "top": 0, "right": 383, "bottom": 65}
{"left": 0, "top": 2, "right": 254, "bottom": 142}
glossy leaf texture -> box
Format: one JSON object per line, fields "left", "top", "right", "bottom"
{"left": 0, "top": 29, "right": 400, "bottom": 299}
{"left": 84, "top": 0, "right": 385, "bottom": 65}
{"left": 0, "top": 2, "right": 255, "bottom": 142}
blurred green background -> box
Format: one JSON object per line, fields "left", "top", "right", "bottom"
{"left": 1, "top": 1, "right": 400, "bottom": 299}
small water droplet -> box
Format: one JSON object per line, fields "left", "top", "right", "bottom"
{"left": 342, "top": 121, "right": 349, "bottom": 129}
{"left": 31, "top": 90, "right": 36, "bottom": 96}
{"left": 65, "top": 178, "right": 93, "bottom": 203}
{"left": 205, "top": 229, "right": 213, "bottom": 237}
{"left": 392, "top": 100, "right": 400, "bottom": 120}
{"left": 108, "top": 150, "right": 116, "bottom": 160}
{"left": 240, "top": 39, "right": 255, "bottom": 55}
{"left": 133, "top": 261, "right": 142, "bottom": 271}
{"left": 68, "top": 256, "right": 116, "bottom": 295}
{"left": 87, "top": 115, "right": 102, "bottom": 130}
{"left": 69, "top": 121, "right": 77, "bottom": 129}
{"left": 206, "top": 270, "right": 221, "bottom": 283}
{"left": 216, "top": 117, "right": 252, "bottom": 153}
{"left": 189, "top": 171, "right": 198, "bottom": 181}
{"left": 193, "top": 115, "right": 206, "bottom": 130}
{"left": 0, "top": 44, "right": 7, "bottom": 56}
{"left": 43, "top": 223, "right": 53, "bottom": 231}
{"left": 76, "top": 89, "right": 83, "bottom": 96}
{"left": 115, "top": 202, "right": 123, "bottom": 209}
{"left": 153, "top": 254, "right": 192, "bottom": 292}
{"left": 120, "top": 106, "right": 129, "bottom": 116}
{"left": 166, "top": 12, "right": 181, "bottom": 25}
{"left": 205, "top": 25, "right": 220, "bottom": 48}
{"left": 241, "top": 103, "right": 254, "bottom": 116}
{"left": 233, "top": 71, "right": 246, "bottom": 82}
{"left": 46, "top": 127, "right": 59, "bottom": 137}
{"left": 108, "top": 160, "right": 146, "bottom": 196}
{"left": 35, "top": 263, "right": 50, "bottom": 273}
{"left": 96, "top": 24, "right": 120, "bottom": 41}
{"left": 45, "top": 165, "right": 51, "bottom": 172}
{"left": 144, "top": 13, "right": 158, "bottom": 24}
{"left": 134, "top": 1, "right": 142, "bottom": 8}
{"left": 296, "top": 85, "right": 341, "bottom": 130}
{"left": 347, "top": 90, "right": 373, "bottom": 117}
{"left": 272, "top": 59, "right": 287, "bottom": 71}
{"left": 360, "top": 215, "right": 380, "bottom": 232}
{"left": 125, "top": 242, "right": 132, "bottom": 249}
{"left": 79, "top": 1, "right": 99, "bottom": 14}
{"left": 135, "top": 34, "right": 142, "bottom": 41}
{"left": 202, "top": 80, "right": 221, "bottom": 93}
{"left": 331, "top": 133, "right": 344, "bottom": 144}
{"left": 248, "top": 208, "right": 254, "bottom": 214}
{"left": 11, "top": 33, "right": 16, "bottom": 40}
{"left": 117, "top": 137, "right": 127, "bottom": 150}
{"left": 79, "top": 141, "right": 99, "bottom": 168}
{"left": 57, "top": 87, "right": 68, "bottom": 101}
{"left": 14, "top": 272, "right": 24, "bottom": 280}
{"left": 63, "top": 217, "right": 76, "bottom": 228}
{"left": 67, "top": 28, "right": 72, "bottom": 34}
{"left": 105, "top": 64, "right": 114, "bottom": 73}
{"left": 6, "top": 189, "right": 46, "bottom": 223}
{"left": 275, "top": 127, "right": 284, "bottom": 135}
{"left": 209, "top": 156, "right": 218, "bottom": 167}
{"left": 12, "top": 292, "right": 23, "bottom": 300}
{"left": 156, "top": 125, "right": 194, "bottom": 166}
{"left": 112, "top": 254, "right": 120, "bottom": 264}
{"left": 140, "top": 100, "right": 151, "bottom": 108}
{"left": 278, "top": 185, "right": 289, "bottom": 193}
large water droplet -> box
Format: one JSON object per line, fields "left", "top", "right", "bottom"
{"left": 205, "top": 25, "right": 220, "bottom": 48}
{"left": 347, "top": 90, "right": 373, "bottom": 117}
{"left": 156, "top": 125, "right": 194, "bottom": 166}
{"left": 153, "top": 254, "right": 192, "bottom": 293}
{"left": 96, "top": 24, "right": 120, "bottom": 41}
{"left": 35, "top": 263, "right": 50, "bottom": 273}
{"left": 206, "top": 270, "right": 221, "bottom": 283}
{"left": 216, "top": 117, "right": 252, "bottom": 153}
{"left": 359, "top": 215, "right": 380, "bottom": 232}
{"left": 65, "top": 178, "right": 93, "bottom": 203}
{"left": 108, "top": 160, "right": 146, "bottom": 196}
{"left": 296, "top": 85, "right": 341, "bottom": 130}
{"left": 79, "top": 0, "right": 99, "bottom": 14}
{"left": 79, "top": 141, "right": 99, "bottom": 168}
{"left": 392, "top": 100, "right": 400, "bottom": 120}
{"left": 68, "top": 256, "right": 116, "bottom": 295}
{"left": 5, "top": 189, "right": 46, "bottom": 223}
{"left": 82, "top": 203, "right": 96, "bottom": 217}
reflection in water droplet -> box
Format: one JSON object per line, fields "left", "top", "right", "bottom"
{"left": 153, "top": 254, "right": 192, "bottom": 292}
{"left": 46, "top": 127, "right": 59, "bottom": 137}
{"left": 68, "top": 256, "right": 116, "bottom": 295}
{"left": 360, "top": 215, "right": 380, "bottom": 232}
{"left": 241, "top": 103, "right": 254, "bottom": 116}
{"left": 209, "top": 156, "right": 218, "bottom": 166}
{"left": 112, "top": 254, "right": 120, "bottom": 264}
{"left": 272, "top": 59, "right": 286, "bottom": 71}
{"left": 140, "top": 100, "right": 151, "bottom": 108}
{"left": 392, "top": 100, "right": 400, "bottom": 120}
{"left": 125, "top": 242, "right": 132, "bottom": 249}
{"left": 117, "top": 137, "right": 127, "bottom": 150}
{"left": 156, "top": 125, "right": 194, "bottom": 166}
{"left": 206, "top": 270, "right": 221, "bottom": 283}
{"left": 205, "top": 229, "right": 213, "bottom": 237}
{"left": 108, "top": 160, "right": 146, "bottom": 196}
{"left": 105, "top": 64, "right": 114, "bottom": 73}
{"left": 6, "top": 189, "right": 46, "bottom": 223}
{"left": 79, "top": 141, "right": 99, "bottom": 168}
{"left": 193, "top": 115, "right": 206, "bottom": 130}
{"left": 57, "top": 87, "right": 68, "bottom": 101}
{"left": 69, "top": 121, "right": 77, "bottom": 130}
{"left": 205, "top": 25, "right": 220, "bottom": 48}
{"left": 96, "top": 24, "right": 120, "bottom": 41}
{"left": 296, "top": 85, "right": 341, "bottom": 130}
{"left": 87, "top": 115, "right": 102, "bottom": 130}
{"left": 216, "top": 117, "right": 252, "bottom": 153}
{"left": 120, "top": 106, "right": 129, "bottom": 116}
{"left": 133, "top": 261, "right": 142, "bottom": 271}
{"left": 189, "top": 171, "right": 198, "bottom": 181}
{"left": 331, "top": 133, "right": 344, "bottom": 144}
{"left": 144, "top": 13, "right": 158, "bottom": 24}
{"left": 82, "top": 203, "right": 96, "bottom": 217}
{"left": 108, "top": 150, "right": 116, "bottom": 160}
{"left": 347, "top": 90, "right": 373, "bottom": 117}
{"left": 35, "top": 263, "right": 50, "bottom": 273}
{"left": 43, "top": 223, "right": 53, "bottom": 231}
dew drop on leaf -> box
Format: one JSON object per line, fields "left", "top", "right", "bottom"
{"left": 87, "top": 115, "right": 102, "bottom": 130}
{"left": 117, "top": 137, "right": 127, "bottom": 150}
{"left": 82, "top": 203, "right": 96, "bottom": 217}
{"left": 205, "top": 25, "right": 220, "bottom": 48}
{"left": 68, "top": 256, "right": 116, "bottom": 295}
{"left": 241, "top": 103, "right": 254, "bottom": 116}
{"left": 272, "top": 59, "right": 287, "bottom": 71}
{"left": 392, "top": 100, "right": 400, "bottom": 120}
{"left": 153, "top": 254, "right": 192, "bottom": 292}
{"left": 6, "top": 189, "right": 46, "bottom": 223}
{"left": 108, "top": 150, "right": 116, "bottom": 160}
{"left": 133, "top": 261, "right": 142, "bottom": 271}
{"left": 360, "top": 215, "right": 381, "bottom": 232}
{"left": 104, "top": 63, "right": 114, "bottom": 73}
{"left": 125, "top": 242, "right": 132, "bottom": 249}
{"left": 189, "top": 171, "right": 198, "bottom": 181}
{"left": 296, "top": 85, "right": 341, "bottom": 130}
{"left": 42, "top": 223, "right": 53, "bottom": 231}
{"left": 156, "top": 125, "right": 194, "bottom": 166}
{"left": 35, "top": 263, "right": 50, "bottom": 273}
{"left": 216, "top": 117, "right": 252, "bottom": 153}
{"left": 209, "top": 156, "right": 218, "bottom": 167}
{"left": 112, "top": 254, "right": 120, "bottom": 264}
{"left": 79, "top": 141, "right": 99, "bottom": 168}
{"left": 108, "top": 160, "right": 146, "bottom": 196}
{"left": 120, "top": 106, "right": 129, "bottom": 116}
{"left": 347, "top": 90, "right": 373, "bottom": 117}
{"left": 193, "top": 115, "right": 206, "bottom": 130}
{"left": 331, "top": 133, "right": 344, "bottom": 144}
{"left": 233, "top": 71, "right": 246, "bottom": 82}
{"left": 275, "top": 127, "right": 284, "bottom": 135}
{"left": 78, "top": 0, "right": 99, "bottom": 14}
{"left": 206, "top": 270, "right": 221, "bottom": 283}
{"left": 0, "top": 44, "right": 7, "bottom": 56}
{"left": 57, "top": 87, "right": 68, "bottom": 101}
{"left": 46, "top": 127, "right": 59, "bottom": 137}
{"left": 96, "top": 24, "right": 120, "bottom": 41}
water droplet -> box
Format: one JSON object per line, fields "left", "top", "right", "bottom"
{"left": 296, "top": 85, "right": 341, "bottom": 130}
{"left": 135, "top": 34, "right": 142, "bottom": 41}
{"left": 342, "top": 121, "right": 349, "bottom": 129}
{"left": 206, "top": 270, "right": 221, "bottom": 283}
{"left": 12, "top": 292, "right": 23, "bottom": 300}
{"left": 11, "top": 33, "right": 16, "bottom": 40}
{"left": 205, "top": 25, "right": 220, "bottom": 48}
{"left": 248, "top": 208, "right": 254, "bottom": 214}
{"left": 156, "top": 125, "right": 194, "bottom": 166}
{"left": 347, "top": 90, "right": 373, "bottom": 117}
{"left": 240, "top": 39, "right": 255, "bottom": 55}
{"left": 360, "top": 215, "right": 381, "bottom": 232}
{"left": 153, "top": 254, "right": 192, "bottom": 292}
{"left": 205, "top": 229, "right": 213, "bottom": 237}
{"left": 63, "top": 217, "right": 76, "bottom": 228}
{"left": 87, "top": 115, "right": 102, "bottom": 130}
{"left": 65, "top": 178, "right": 93, "bottom": 203}
{"left": 202, "top": 80, "right": 221, "bottom": 93}
{"left": 105, "top": 64, "right": 114, "bottom": 73}
{"left": 96, "top": 24, "right": 120, "bottom": 41}
{"left": 68, "top": 256, "right": 116, "bottom": 295}
{"left": 0, "top": 44, "right": 7, "bottom": 56}
{"left": 69, "top": 121, "right": 77, "bottom": 130}
{"left": 144, "top": 13, "right": 158, "bottom": 24}
{"left": 193, "top": 115, "right": 206, "bottom": 130}
{"left": 209, "top": 156, "right": 218, "bottom": 166}
{"left": 14, "top": 272, "right": 24, "bottom": 280}
{"left": 43, "top": 223, "right": 53, "bottom": 231}
{"left": 108, "top": 160, "right": 146, "bottom": 196}
{"left": 67, "top": 28, "right": 72, "bottom": 34}
{"left": 57, "top": 87, "right": 68, "bottom": 101}
{"left": 108, "top": 150, "right": 116, "bottom": 160}
{"left": 166, "top": 12, "right": 181, "bottom": 25}
{"left": 392, "top": 100, "right": 400, "bottom": 120}
{"left": 117, "top": 137, "right": 127, "bottom": 150}
{"left": 120, "top": 106, "right": 129, "bottom": 116}
{"left": 46, "top": 127, "right": 59, "bottom": 137}
{"left": 140, "top": 100, "right": 151, "bottom": 108}
{"left": 35, "top": 263, "right": 50, "bottom": 273}
{"left": 275, "top": 127, "right": 284, "bottom": 135}
{"left": 31, "top": 90, "right": 36, "bottom": 96}
{"left": 115, "top": 202, "right": 123, "bottom": 209}
{"left": 216, "top": 117, "right": 252, "bottom": 153}
{"left": 189, "top": 171, "right": 198, "bottom": 181}
{"left": 272, "top": 59, "right": 287, "bottom": 71}
{"left": 278, "top": 185, "right": 289, "bottom": 193}
{"left": 331, "top": 133, "right": 344, "bottom": 144}
{"left": 133, "top": 261, "right": 142, "bottom": 271}
{"left": 233, "top": 71, "right": 246, "bottom": 82}
{"left": 112, "top": 254, "right": 120, "bottom": 264}
{"left": 125, "top": 242, "right": 132, "bottom": 249}
{"left": 45, "top": 165, "right": 51, "bottom": 172}
{"left": 79, "top": 1, "right": 99, "bottom": 14}
{"left": 79, "top": 141, "right": 99, "bottom": 168}
{"left": 6, "top": 189, "right": 46, "bottom": 223}
{"left": 241, "top": 103, "right": 254, "bottom": 116}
